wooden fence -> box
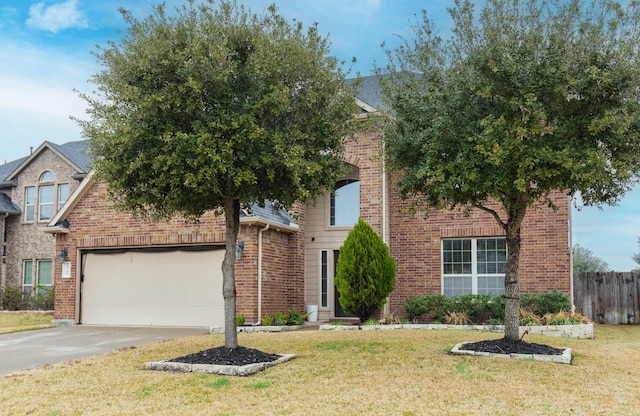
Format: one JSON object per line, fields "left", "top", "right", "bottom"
{"left": 574, "top": 272, "right": 640, "bottom": 324}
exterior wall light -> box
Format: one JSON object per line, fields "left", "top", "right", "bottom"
{"left": 57, "top": 247, "right": 69, "bottom": 264}
{"left": 235, "top": 241, "right": 244, "bottom": 261}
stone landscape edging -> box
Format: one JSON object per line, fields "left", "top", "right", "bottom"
{"left": 146, "top": 353, "right": 296, "bottom": 376}
{"left": 209, "top": 325, "right": 303, "bottom": 334}
{"left": 319, "top": 323, "right": 594, "bottom": 339}
{"left": 451, "top": 342, "right": 573, "bottom": 364}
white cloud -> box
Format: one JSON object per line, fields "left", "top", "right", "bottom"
{"left": 27, "top": 0, "right": 88, "bottom": 33}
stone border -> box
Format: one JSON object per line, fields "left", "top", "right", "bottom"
{"left": 146, "top": 353, "right": 296, "bottom": 376}
{"left": 451, "top": 342, "right": 572, "bottom": 365}
{"left": 319, "top": 323, "right": 594, "bottom": 339}
{"left": 209, "top": 325, "right": 304, "bottom": 334}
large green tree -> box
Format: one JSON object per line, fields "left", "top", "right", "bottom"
{"left": 77, "top": 0, "right": 358, "bottom": 349}
{"left": 379, "top": 0, "right": 640, "bottom": 341}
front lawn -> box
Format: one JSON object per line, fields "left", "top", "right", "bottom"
{"left": 0, "top": 311, "right": 54, "bottom": 334}
{"left": 1, "top": 325, "right": 637, "bottom": 415}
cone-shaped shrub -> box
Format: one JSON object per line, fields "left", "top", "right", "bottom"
{"left": 335, "top": 218, "right": 397, "bottom": 322}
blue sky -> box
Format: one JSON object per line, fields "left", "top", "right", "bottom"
{"left": 0, "top": 0, "right": 638, "bottom": 270}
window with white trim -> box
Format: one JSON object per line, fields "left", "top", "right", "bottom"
{"left": 24, "top": 187, "right": 35, "bottom": 222}
{"left": 40, "top": 171, "right": 55, "bottom": 182}
{"left": 330, "top": 179, "right": 359, "bottom": 227}
{"left": 58, "top": 184, "right": 69, "bottom": 209}
{"left": 23, "top": 260, "right": 33, "bottom": 297}
{"left": 320, "top": 250, "right": 329, "bottom": 308}
{"left": 38, "top": 185, "right": 55, "bottom": 222}
{"left": 23, "top": 259, "right": 53, "bottom": 298}
{"left": 442, "top": 238, "right": 506, "bottom": 296}
{"left": 37, "top": 260, "right": 53, "bottom": 290}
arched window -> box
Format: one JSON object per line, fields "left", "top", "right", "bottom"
{"left": 330, "top": 179, "right": 359, "bottom": 226}
{"left": 40, "top": 171, "right": 55, "bottom": 182}
{"left": 38, "top": 172, "right": 55, "bottom": 221}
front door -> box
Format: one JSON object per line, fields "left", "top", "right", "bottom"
{"left": 333, "top": 250, "right": 356, "bottom": 318}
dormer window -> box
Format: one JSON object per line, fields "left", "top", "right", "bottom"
{"left": 330, "top": 179, "right": 360, "bottom": 227}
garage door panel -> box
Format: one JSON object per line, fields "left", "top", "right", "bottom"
{"left": 81, "top": 248, "right": 225, "bottom": 327}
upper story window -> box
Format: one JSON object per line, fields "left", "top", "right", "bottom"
{"left": 442, "top": 238, "right": 506, "bottom": 297}
{"left": 40, "top": 171, "right": 55, "bottom": 182}
{"left": 24, "top": 187, "right": 35, "bottom": 222}
{"left": 330, "top": 179, "right": 359, "bottom": 227}
{"left": 58, "top": 184, "right": 69, "bottom": 209}
{"left": 23, "top": 171, "right": 69, "bottom": 223}
{"left": 39, "top": 185, "right": 55, "bottom": 221}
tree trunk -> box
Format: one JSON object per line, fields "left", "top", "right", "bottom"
{"left": 503, "top": 200, "right": 527, "bottom": 341}
{"left": 503, "top": 221, "right": 522, "bottom": 341}
{"left": 222, "top": 197, "right": 241, "bottom": 349}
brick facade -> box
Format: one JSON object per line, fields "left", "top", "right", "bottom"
{"left": 44, "top": 126, "right": 569, "bottom": 325}
{"left": 53, "top": 180, "right": 301, "bottom": 323}
{"left": 386, "top": 186, "right": 570, "bottom": 317}
{"left": 1, "top": 147, "right": 84, "bottom": 293}
{"left": 304, "top": 126, "right": 570, "bottom": 321}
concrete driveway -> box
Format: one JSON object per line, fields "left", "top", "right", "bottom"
{"left": 0, "top": 325, "right": 208, "bottom": 376}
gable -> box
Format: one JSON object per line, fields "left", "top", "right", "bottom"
{"left": 3, "top": 141, "right": 90, "bottom": 184}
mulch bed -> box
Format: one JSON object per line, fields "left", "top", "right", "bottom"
{"left": 168, "top": 346, "right": 281, "bottom": 366}
{"left": 460, "top": 338, "right": 564, "bottom": 355}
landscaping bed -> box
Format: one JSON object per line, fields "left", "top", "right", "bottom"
{"left": 319, "top": 322, "right": 594, "bottom": 339}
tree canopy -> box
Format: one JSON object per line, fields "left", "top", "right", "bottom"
{"left": 633, "top": 237, "right": 640, "bottom": 270}
{"left": 77, "top": 0, "right": 358, "bottom": 348}
{"left": 572, "top": 244, "right": 610, "bottom": 273}
{"left": 379, "top": 0, "right": 640, "bottom": 340}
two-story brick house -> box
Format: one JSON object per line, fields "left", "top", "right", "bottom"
{"left": 40, "top": 76, "right": 570, "bottom": 327}
{"left": 0, "top": 141, "right": 91, "bottom": 299}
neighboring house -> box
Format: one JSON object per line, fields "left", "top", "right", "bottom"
{"left": 0, "top": 141, "right": 91, "bottom": 299}
{"left": 38, "top": 75, "right": 569, "bottom": 327}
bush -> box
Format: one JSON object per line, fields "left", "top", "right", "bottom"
{"left": 543, "top": 311, "right": 590, "bottom": 325}
{"left": 261, "top": 311, "right": 309, "bottom": 326}
{"left": 33, "top": 286, "right": 54, "bottom": 310}
{"left": 405, "top": 296, "right": 428, "bottom": 321}
{"left": 423, "top": 295, "right": 450, "bottom": 322}
{"left": 449, "top": 294, "right": 495, "bottom": 323}
{"left": 404, "top": 295, "right": 450, "bottom": 323}
{"left": 0, "top": 286, "right": 24, "bottom": 311}
{"left": 519, "top": 290, "right": 571, "bottom": 316}
{"left": 284, "top": 311, "right": 308, "bottom": 325}
{"left": 404, "top": 291, "right": 571, "bottom": 325}
{"left": 520, "top": 309, "right": 543, "bottom": 326}
{"left": 535, "top": 290, "right": 572, "bottom": 315}
{"left": 486, "top": 294, "right": 506, "bottom": 323}
{"left": 335, "top": 218, "right": 397, "bottom": 322}
{"left": 444, "top": 311, "right": 470, "bottom": 325}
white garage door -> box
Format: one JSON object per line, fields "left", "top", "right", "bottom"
{"left": 81, "top": 248, "right": 225, "bottom": 327}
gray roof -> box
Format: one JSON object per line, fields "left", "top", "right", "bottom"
{"left": 0, "top": 193, "right": 20, "bottom": 215}
{"left": 0, "top": 157, "right": 27, "bottom": 183}
{"left": 242, "top": 200, "right": 297, "bottom": 227}
{"left": 51, "top": 141, "right": 92, "bottom": 173}
{"left": 0, "top": 141, "right": 91, "bottom": 185}
{"left": 347, "top": 74, "right": 387, "bottom": 112}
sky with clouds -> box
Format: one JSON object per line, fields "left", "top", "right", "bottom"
{"left": 0, "top": 0, "right": 638, "bottom": 270}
